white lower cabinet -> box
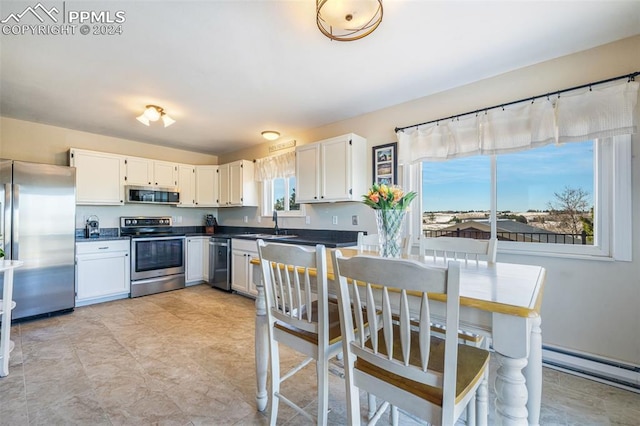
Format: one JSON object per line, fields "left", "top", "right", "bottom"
{"left": 186, "top": 236, "right": 210, "bottom": 285}
{"left": 231, "top": 238, "right": 258, "bottom": 297}
{"left": 75, "top": 240, "right": 130, "bottom": 306}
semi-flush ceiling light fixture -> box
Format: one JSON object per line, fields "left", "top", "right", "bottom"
{"left": 261, "top": 130, "right": 280, "bottom": 141}
{"left": 136, "top": 105, "right": 176, "bottom": 127}
{"left": 316, "top": 0, "right": 383, "bottom": 42}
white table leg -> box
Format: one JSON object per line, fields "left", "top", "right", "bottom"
{"left": 492, "top": 313, "right": 533, "bottom": 425}
{"left": 495, "top": 354, "right": 529, "bottom": 425}
{"left": 255, "top": 283, "right": 268, "bottom": 412}
{"left": 523, "top": 315, "right": 542, "bottom": 426}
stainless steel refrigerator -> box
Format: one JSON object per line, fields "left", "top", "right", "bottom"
{"left": 1, "top": 160, "right": 76, "bottom": 320}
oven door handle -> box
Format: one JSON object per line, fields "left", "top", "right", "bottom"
{"left": 134, "top": 236, "right": 186, "bottom": 242}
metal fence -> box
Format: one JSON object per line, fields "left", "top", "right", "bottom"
{"left": 423, "top": 228, "right": 589, "bottom": 245}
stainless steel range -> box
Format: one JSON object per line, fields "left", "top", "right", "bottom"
{"left": 120, "top": 216, "right": 185, "bottom": 298}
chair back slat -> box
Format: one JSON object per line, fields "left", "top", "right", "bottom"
{"left": 419, "top": 293, "right": 431, "bottom": 372}
{"left": 382, "top": 287, "right": 393, "bottom": 360}
{"left": 399, "top": 289, "right": 411, "bottom": 366}
{"left": 365, "top": 282, "right": 379, "bottom": 352}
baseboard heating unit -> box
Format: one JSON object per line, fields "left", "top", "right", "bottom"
{"left": 542, "top": 345, "right": 640, "bottom": 393}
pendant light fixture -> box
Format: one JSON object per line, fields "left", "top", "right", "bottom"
{"left": 316, "top": 0, "right": 383, "bottom": 42}
{"left": 136, "top": 105, "right": 176, "bottom": 127}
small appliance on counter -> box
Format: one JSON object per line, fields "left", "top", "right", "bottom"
{"left": 85, "top": 215, "right": 100, "bottom": 238}
{"left": 205, "top": 214, "right": 218, "bottom": 234}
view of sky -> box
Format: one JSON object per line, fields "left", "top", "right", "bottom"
{"left": 421, "top": 141, "right": 594, "bottom": 212}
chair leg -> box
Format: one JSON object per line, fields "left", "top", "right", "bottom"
{"left": 343, "top": 350, "right": 361, "bottom": 426}
{"left": 268, "top": 341, "right": 280, "bottom": 426}
{"left": 390, "top": 405, "right": 399, "bottom": 426}
{"left": 368, "top": 393, "right": 376, "bottom": 420}
{"left": 476, "top": 369, "right": 489, "bottom": 426}
{"left": 317, "top": 355, "right": 329, "bottom": 425}
{"left": 466, "top": 394, "right": 476, "bottom": 426}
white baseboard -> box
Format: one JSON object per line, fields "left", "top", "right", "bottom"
{"left": 542, "top": 345, "right": 640, "bottom": 393}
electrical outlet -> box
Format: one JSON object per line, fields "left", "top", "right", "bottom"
{"left": 243, "top": 215, "right": 248, "bottom": 223}
{"left": 257, "top": 216, "right": 262, "bottom": 223}
{"left": 352, "top": 215, "right": 359, "bottom": 225}
{"left": 332, "top": 216, "right": 338, "bottom": 225}
{"left": 305, "top": 216, "right": 311, "bottom": 225}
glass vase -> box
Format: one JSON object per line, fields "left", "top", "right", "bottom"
{"left": 374, "top": 209, "right": 406, "bottom": 258}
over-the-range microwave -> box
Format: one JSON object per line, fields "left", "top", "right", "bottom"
{"left": 126, "top": 185, "right": 180, "bottom": 205}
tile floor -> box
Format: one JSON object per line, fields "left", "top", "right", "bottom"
{"left": 1, "top": 284, "right": 638, "bottom": 425}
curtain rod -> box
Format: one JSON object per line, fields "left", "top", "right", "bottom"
{"left": 394, "top": 71, "right": 640, "bottom": 133}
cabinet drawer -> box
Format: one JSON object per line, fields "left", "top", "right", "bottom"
{"left": 76, "top": 240, "right": 130, "bottom": 255}
{"left": 232, "top": 238, "right": 258, "bottom": 252}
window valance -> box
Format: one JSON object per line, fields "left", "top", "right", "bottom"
{"left": 254, "top": 150, "right": 296, "bottom": 181}
{"left": 397, "top": 80, "right": 639, "bottom": 163}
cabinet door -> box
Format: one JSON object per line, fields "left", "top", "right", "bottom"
{"left": 295, "top": 144, "right": 320, "bottom": 202}
{"left": 321, "top": 136, "right": 351, "bottom": 201}
{"left": 126, "top": 157, "right": 153, "bottom": 186}
{"left": 218, "top": 163, "right": 230, "bottom": 206}
{"left": 186, "top": 237, "right": 204, "bottom": 283}
{"left": 70, "top": 149, "right": 125, "bottom": 205}
{"left": 76, "top": 251, "right": 129, "bottom": 300}
{"left": 202, "top": 238, "right": 210, "bottom": 284}
{"left": 195, "top": 165, "right": 218, "bottom": 207}
{"left": 177, "top": 164, "right": 196, "bottom": 207}
{"left": 228, "top": 161, "right": 244, "bottom": 206}
{"left": 231, "top": 249, "right": 249, "bottom": 293}
{"left": 154, "top": 161, "right": 178, "bottom": 187}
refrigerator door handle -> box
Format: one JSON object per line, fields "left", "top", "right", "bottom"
{"left": 3, "top": 183, "right": 11, "bottom": 259}
{"left": 11, "top": 184, "right": 18, "bottom": 260}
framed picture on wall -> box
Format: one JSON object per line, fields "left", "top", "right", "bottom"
{"left": 372, "top": 142, "right": 397, "bottom": 185}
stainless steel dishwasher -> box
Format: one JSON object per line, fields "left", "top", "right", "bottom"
{"left": 209, "top": 237, "right": 231, "bottom": 291}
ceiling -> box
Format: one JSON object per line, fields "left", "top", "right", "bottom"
{"left": 1, "top": 1, "right": 639, "bottom": 156}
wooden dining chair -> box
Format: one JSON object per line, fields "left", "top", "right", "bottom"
{"left": 420, "top": 236, "right": 497, "bottom": 348}
{"left": 256, "top": 239, "right": 343, "bottom": 425}
{"left": 355, "top": 232, "right": 412, "bottom": 256}
{"left": 357, "top": 232, "right": 380, "bottom": 253}
{"left": 420, "top": 236, "right": 497, "bottom": 264}
{"left": 331, "top": 251, "right": 490, "bottom": 426}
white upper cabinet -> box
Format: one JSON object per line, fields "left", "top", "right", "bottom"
{"left": 218, "top": 160, "right": 256, "bottom": 207}
{"left": 296, "top": 133, "right": 367, "bottom": 203}
{"left": 70, "top": 148, "right": 125, "bottom": 205}
{"left": 195, "top": 165, "right": 219, "bottom": 207}
{"left": 126, "top": 157, "right": 177, "bottom": 187}
{"left": 177, "top": 164, "right": 196, "bottom": 207}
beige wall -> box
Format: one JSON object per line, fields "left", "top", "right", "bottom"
{"left": 0, "top": 117, "right": 218, "bottom": 166}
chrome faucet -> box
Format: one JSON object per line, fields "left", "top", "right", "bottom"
{"left": 273, "top": 210, "right": 280, "bottom": 235}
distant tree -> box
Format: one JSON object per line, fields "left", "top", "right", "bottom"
{"left": 427, "top": 212, "right": 436, "bottom": 222}
{"left": 290, "top": 188, "right": 300, "bottom": 210}
{"left": 547, "top": 186, "right": 590, "bottom": 236}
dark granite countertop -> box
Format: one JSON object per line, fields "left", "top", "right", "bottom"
{"left": 216, "top": 226, "right": 359, "bottom": 248}
{"left": 73, "top": 226, "right": 360, "bottom": 248}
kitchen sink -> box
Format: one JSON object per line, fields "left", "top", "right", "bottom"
{"left": 242, "top": 233, "right": 298, "bottom": 239}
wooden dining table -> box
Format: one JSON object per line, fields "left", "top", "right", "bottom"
{"left": 250, "top": 248, "right": 546, "bottom": 426}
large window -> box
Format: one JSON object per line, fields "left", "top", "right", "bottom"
{"left": 419, "top": 137, "right": 630, "bottom": 259}
{"left": 262, "top": 176, "right": 302, "bottom": 216}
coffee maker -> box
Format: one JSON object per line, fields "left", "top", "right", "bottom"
{"left": 85, "top": 215, "right": 100, "bottom": 238}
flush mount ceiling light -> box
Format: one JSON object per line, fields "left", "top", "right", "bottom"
{"left": 316, "top": 0, "right": 383, "bottom": 42}
{"left": 136, "top": 105, "right": 176, "bottom": 127}
{"left": 261, "top": 130, "right": 280, "bottom": 141}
